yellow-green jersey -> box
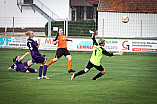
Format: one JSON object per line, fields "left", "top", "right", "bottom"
{"left": 90, "top": 45, "right": 103, "bottom": 66}
{"left": 90, "top": 35, "right": 113, "bottom": 66}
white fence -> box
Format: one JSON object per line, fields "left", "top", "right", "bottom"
{"left": 98, "top": 12, "right": 157, "bottom": 38}
{"left": 1, "top": 16, "right": 157, "bottom": 38}
{"left": 0, "top": 17, "right": 47, "bottom": 28}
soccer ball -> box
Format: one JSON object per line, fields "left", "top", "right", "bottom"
{"left": 122, "top": 16, "right": 129, "bottom": 23}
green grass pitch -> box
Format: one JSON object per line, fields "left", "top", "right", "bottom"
{"left": 0, "top": 49, "right": 157, "bottom": 104}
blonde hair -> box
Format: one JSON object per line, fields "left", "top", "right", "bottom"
{"left": 25, "top": 31, "right": 32, "bottom": 36}
{"left": 98, "top": 39, "right": 105, "bottom": 45}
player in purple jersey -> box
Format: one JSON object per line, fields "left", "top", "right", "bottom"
{"left": 8, "top": 52, "right": 37, "bottom": 73}
{"left": 26, "top": 31, "right": 49, "bottom": 79}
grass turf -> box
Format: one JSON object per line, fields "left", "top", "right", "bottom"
{"left": 0, "top": 49, "right": 157, "bottom": 104}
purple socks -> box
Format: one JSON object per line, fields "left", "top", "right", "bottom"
{"left": 38, "top": 66, "right": 43, "bottom": 77}
{"left": 43, "top": 65, "right": 47, "bottom": 76}
{"left": 38, "top": 65, "right": 48, "bottom": 77}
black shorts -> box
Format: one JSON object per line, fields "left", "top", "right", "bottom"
{"left": 55, "top": 48, "right": 71, "bottom": 58}
{"left": 86, "top": 61, "right": 104, "bottom": 71}
{"left": 27, "top": 68, "right": 36, "bottom": 73}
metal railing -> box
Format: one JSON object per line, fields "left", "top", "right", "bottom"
{"left": 17, "top": 0, "right": 61, "bottom": 20}
{"left": 33, "top": 0, "right": 61, "bottom": 20}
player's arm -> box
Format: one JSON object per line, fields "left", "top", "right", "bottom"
{"left": 32, "top": 40, "right": 40, "bottom": 48}
{"left": 8, "top": 67, "right": 12, "bottom": 71}
{"left": 92, "top": 34, "right": 98, "bottom": 45}
{"left": 102, "top": 49, "right": 113, "bottom": 56}
{"left": 18, "top": 52, "right": 30, "bottom": 62}
{"left": 66, "top": 39, "right": 73, "bottom": 42}
{"left": 113, "top": 51, "right": 123, "bottom": 55}
{"left": 101, "top": 48, "right": 123, "bottom": 56}
{"left": 36, "top": 39, "right": 41, "bottom": 48}
{"left": 53, "top": 40, "right": 58, "bottom": 45}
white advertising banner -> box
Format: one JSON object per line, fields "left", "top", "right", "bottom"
{"left": 67, "top": 39, "right": 119, "bottom": 52}
{"left": 132, "top": 40, "right": 157, "bottom": 52}
{"left": 1, "top": 37, "right": 157, "bottom": 53}
{"left": 33, "top": 38, "right": 94, "bottom": 51}
{"left": 0, "top": 37, "right": 27, "bottom": 49}
{"left": 120, "top": 40, "right": 157, "bottom": 52}
{"left": 104, "top": 39, "right": 119, "bottom": 51}
{"left": 33, "top": 37, "right": 57, "bottom": 50}
{"left": 71, "top": 39, "right": 93, "bottom": 51}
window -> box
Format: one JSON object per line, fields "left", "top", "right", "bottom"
{"left": 72, "top": 10, "right": 75, "bottom": 21}
{"left": 76, "top": 6, "right": 84, "bottom": 20}
{"left": 86, "top": 7, "right": 94, "bottom": 19}
{"left": 24, "top": 0, "right": 33, "bottom": 4}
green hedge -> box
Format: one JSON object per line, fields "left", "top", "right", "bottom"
{"left": 45, "top": 19, "right": 96, "bottom": 36}
{"left": 45, "top": 21, "right": 64, "bottom": 36}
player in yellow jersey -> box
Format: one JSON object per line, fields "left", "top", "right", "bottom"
{"left": 70, "top": 34, "right": 123, "bottom": 80}
{"left": 47, "top": 28, "right": 75, "bottom": 73}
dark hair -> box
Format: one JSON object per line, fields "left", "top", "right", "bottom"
{"left": 54, "top": 28, "right": 62, "bottom": 41}
{"left": 13, "top": 56, "right": 18, "bottom": 62}
{"left": 56, "top": 28, "right": 62, "bottom": 36}
{"left": 98, "top": 39, "right": 105, "bottom": 45}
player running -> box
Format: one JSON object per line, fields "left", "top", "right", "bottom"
{"left": 8, "top": 52, "right": 37, "bottom": 73}
{"left": 47, "top": 28, "right": 75, "bottom": 73}
{"left": 70, "top": 34, "right": 123, "bottom": 80}
{"left": 26, "top": 31, "right": 49, "bottom": 79}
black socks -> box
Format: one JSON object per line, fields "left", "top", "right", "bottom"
{"left": 75, "top": 70, "right": 85, "bottom": 77}
{"left": 93, "top": 72, "right": 104, "bottom": 80}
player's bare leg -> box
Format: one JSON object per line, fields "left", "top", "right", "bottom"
{"left": 47, "top": 58, "right": 58, "bottom": 67}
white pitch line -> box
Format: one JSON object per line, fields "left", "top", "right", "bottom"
{"left": 0, "top": 72, "right": 68, "bottom": 85}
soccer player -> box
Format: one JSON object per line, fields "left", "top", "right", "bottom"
{"left": 26, "top": 31, "right": 49, "bottom": 79}
{"left": 70, "top": 34, "right": 123, "bottom": 80}
{"left": 8, "top": 52, "right": 37, "bottom": 73}
{"left": 47, "top": 28, "right": 75, "bottom": 73}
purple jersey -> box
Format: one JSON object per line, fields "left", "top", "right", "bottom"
{"left": 10, "top": 60, "right": 28, "bottom": 72}
{"left": 27, "top": 39, "right": 45, "bottom": 63}
{"left": 10, "top": 60, "right": 35, "bottom": 73}
{"left": 27, "top": 39, "right": 41, "bottom": 58}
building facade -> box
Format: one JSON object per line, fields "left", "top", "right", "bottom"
{"left": 98, "top": 0, "right": 157, "bottom": 38}
{"left": 0, "top": 0, "right": 98, "bottom": 28}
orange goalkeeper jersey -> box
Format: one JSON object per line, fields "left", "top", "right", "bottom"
{"left": 54, "top": 34, "right": 67, "bottom": 49}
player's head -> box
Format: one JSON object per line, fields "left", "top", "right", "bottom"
{"left": 13, "top": 56, "right": 20, "bottom": 62}
{"left": 57, "top": 28, "right": 63, "bottom": 35}
{"left": 98, "top": 39, "right": 105, "bottom": 46}
{"left": 26, "top": 31, "right": 34, "bottom": 39}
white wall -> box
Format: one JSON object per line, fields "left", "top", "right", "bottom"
{"left": 0, "top": 0, "right": 70, "bottom": 28}
{"left": 0, "top": 0, "right": 47, "bottom": 27}
{"left": 39, "top": 0, "right": 70, "bottom": 20}
{"left": 98, "top": 12, "right": 157, "bottom": 38}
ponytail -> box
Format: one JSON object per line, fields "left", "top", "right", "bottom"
{"left": 25, "top": 31, "right": 32, "bottom": 36}
{"left": 13, "top": 56, "right": 18, "bottom": 62}
{"left": 57, "top": 28, "right": 59, "bottom": 36}
{"left": 56, "top": 28, "right": 62, "bottom": 36}
{"left": 54, "top": 28, "right": 62, "bottom": 41}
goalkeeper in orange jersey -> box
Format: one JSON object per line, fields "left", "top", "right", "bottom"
{"left": 47, "top": 28, "right": 75, "bottom": 73}
{"left": 70, "top": 34, "right": 123, "bottom": 80}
